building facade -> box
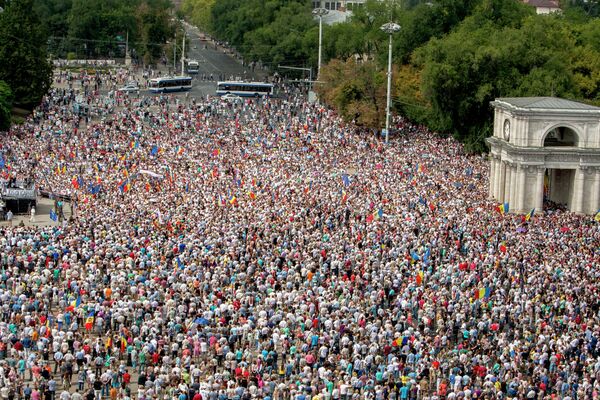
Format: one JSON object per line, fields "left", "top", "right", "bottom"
{"left": 487, "top": 97, "right": 600, "bottom": 215}
{"left": 311, "top": 0, "right": 364, "bottom": 11}
{"left": 523, "top": 0, "right": 561, "bottom": 14}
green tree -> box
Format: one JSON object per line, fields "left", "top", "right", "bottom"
{"left": 0, "top": 0, "right": 53, "bottom": 108}
{"left": 34, "top": 0, "right": 73, "bottom": 38}
{"left": 0, "top": 80, "right": 13, "bottom": 131}
{"left": 242, "top": 1, "right": 314, "bottom": 65}
{"left": 316, "top": 59, "right": 387, "bottom": 128}
{"left": 181, "top": 0, "right": 215, "bottom": 31}
{"left": 412, "top": 2, "right": 593, "bottom": 152}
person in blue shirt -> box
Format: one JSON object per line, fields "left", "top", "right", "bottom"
{"left": 399, "top": 385, "right": 409, "bottom": 400}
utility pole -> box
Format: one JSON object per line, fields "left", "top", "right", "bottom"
{"left": 380, "top": 22, "right": 400, "bottom": 144}
{"left": 173, "top": 33, "right": 176, "bottom": 74}
{"left": 312, "top": 8, "right": 329, "bottom": 79}
{"left": 125, "top": 31, "right": 131, "bottom": 67}
{"left": 181, "top": 34, "right": 185, "bottom": 76}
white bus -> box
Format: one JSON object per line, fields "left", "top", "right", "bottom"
{"left": 216, "top": 81, "right": 274, "bottom": 97}
{"left": 187, "top": 60, "right": 199, "bottom": 74}
{"left": 148, "top": 76, "right": 192, "bottom": 93}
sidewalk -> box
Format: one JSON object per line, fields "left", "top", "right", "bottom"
{"left": 1, "top": 197, "right": 73, "bottom": 228}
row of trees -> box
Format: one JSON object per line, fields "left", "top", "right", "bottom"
{"left": 34, "top": 0, "right": 175, "bottom": 64}
{"left": 0, "top": 0, "right": 53, "bottom": 128}
{"left": 181, "top": 0, "right": 600, "bottom": 152}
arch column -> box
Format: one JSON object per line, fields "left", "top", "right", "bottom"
{"left": 510, "top": 164, "right": 518, "bottom": 209}
{"left": 516, "top": 164, "right": 526, "bottom": 212}
{"left": 535, "top": 167, "right": 545, "bottom": 212}
{"left": 593, "top": 168, "right": 600, "bottom": 213}
{"left": 496, "top": 160, "right": 505, "bottom": 202}
{"left": 504, "top": 162, "right": 512, "bottom": 205}
{"left": 572, "top": 168, "right": 585, "bottom": 214}
{"left": 488, "top": 157, "right": 497, "bottom": 199}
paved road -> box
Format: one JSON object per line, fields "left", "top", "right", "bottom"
{"left": 181, "top": 22, "right": 267, "bottom": 99}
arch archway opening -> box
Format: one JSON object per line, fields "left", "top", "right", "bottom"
{"left": 543, "top": 126, "right": 578, "bottom": 147}
{"left": 543, "top": 168, "right": 575, "bottom": 211}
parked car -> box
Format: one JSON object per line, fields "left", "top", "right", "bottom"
{"left": 117, "top": 83, "right": 140, "bottom": 94}
{"left": 221, "top": 93, "right": 242, "bottom": 102}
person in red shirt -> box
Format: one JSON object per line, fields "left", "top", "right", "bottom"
{"left": 121, "top": 370, "right": 131, "bottom": 389}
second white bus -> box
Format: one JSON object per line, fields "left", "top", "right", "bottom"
{"left": 149, "top": 76, "right": 192, "bottom": 93}
{"left": 216, "top": 81, "right": 274, "bottom": 97}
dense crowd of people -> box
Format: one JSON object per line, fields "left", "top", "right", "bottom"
{"left": 0, "top": 69, "right": 598, "bottom": 400}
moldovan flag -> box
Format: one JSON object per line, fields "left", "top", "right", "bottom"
{"left": 525, "top": 208, "right": 535, "bottom": 222}
{"left": 499, "top": 242, "right": 507, "bottom": 253}
{"left": 341, "top": 190, "right": 348, "bottom": 204}
{"left": 594, "top": 209, "right": 600, "bottom": 222}
{"left": 85, "top": 316, "right": 94, "bottom": 331}
{"left": 248, "top": 191, "right": 256, "bottom": 200}
{"left": 497, "top": 202, "right": 509, "bottom": 214}
{"left": 229, "top": 195, "right": 237, "bottom": 206}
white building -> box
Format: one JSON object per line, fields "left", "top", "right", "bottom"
{"left": 487, "top": 97, "right": 600, "bottom": 215}
{"left": 311, "top": 0, "right": 364, "bottom": 11}
{"left": 523, "top": 0, "right": 561, "bottom": 14}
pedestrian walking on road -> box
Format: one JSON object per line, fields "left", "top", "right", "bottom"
{"left": 29, "top": 206, "right": 35, "bottom": 223}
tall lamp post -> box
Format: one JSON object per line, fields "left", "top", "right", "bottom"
{"left": 380, "top": 22, "right": 400, "bottom": 144}
{"left": 312, "top": 8, "right": 329, "bottom": 79}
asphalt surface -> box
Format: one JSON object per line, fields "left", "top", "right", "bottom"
{"left": 180, "top": 22, "right": 267, "bottom": 99}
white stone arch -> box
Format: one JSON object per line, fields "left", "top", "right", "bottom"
{"left": 540, "top": 123, "right": 581, "bottom": 148}
{"left": 487, "top": 97, "right": 600, "bottom": 215}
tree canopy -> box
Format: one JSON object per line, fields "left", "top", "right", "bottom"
{"left": 0, "top": 81, "right": 13, "bottom": 131}
{"left": 0, "top": 0, "right": 53, "bottom": 108}
{"left": 35, "top": 0, "right": 175, "bottom": 63}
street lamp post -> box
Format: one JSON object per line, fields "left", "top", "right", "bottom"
{"left": 312, "top": 8, "right": 329, "bottom": 79}
{"left": 380, "top": 22, "right": 400, "bottom": 144}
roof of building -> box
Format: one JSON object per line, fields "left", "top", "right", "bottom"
{"left": 495, "top": 97, "right": 600, "bottom": 111}
{"left": 524, "top": 0, "right": 560, "bottom": 8}
{"left": 321, "top": 10, "right": 351, "bottom": 25}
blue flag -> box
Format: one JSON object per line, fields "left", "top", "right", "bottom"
{"left": 342, "top": 174, "right": 351, "bottom": 187}
{"left": 49, "top": 210, "right": 58, "bottom": 221}
{"left": 150, "top": 145, "right": 158, "bottom": 156}
{"left": 411, "top": 250, "right": 421, "bottom": 261}
{"left": 422, "top": 248, "right": 431, "bottom": 263}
